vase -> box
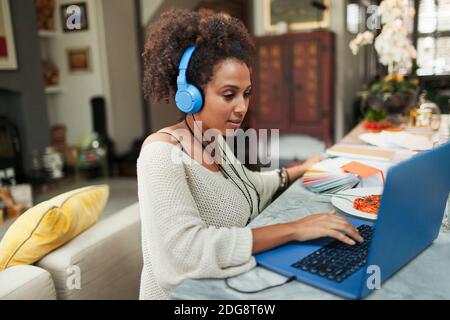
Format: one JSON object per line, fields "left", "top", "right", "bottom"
{"left": 369, "top": 91, "right": 415, "bottom": 111}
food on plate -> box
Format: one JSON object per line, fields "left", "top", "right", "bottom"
{"left": 353, "top": 194, "right": 381, "bottom": 215}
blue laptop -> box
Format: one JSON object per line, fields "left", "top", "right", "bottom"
{"left": 256, "top": 142, "right": 450, "bottom": 299}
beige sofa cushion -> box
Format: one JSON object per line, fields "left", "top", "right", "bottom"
{"left": 0, "top": 265, "right": 56, "bottom": 300}
{"left": 0, "top": 185, "right": 109, "bottom": 270}
{"left": 36, "top": 203, "right": 142, "bottom": 300}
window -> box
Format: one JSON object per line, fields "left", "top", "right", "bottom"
{"left": 416, "top": 0, "right": 450, "bottom": 75}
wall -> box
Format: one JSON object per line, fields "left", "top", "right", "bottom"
{"left": 141, "top": 0, "right": 164, "bottom": 27}
{"left": 0, "top": 0, "right": 50, "bottom": 175}
{"left": 46, "top": 0, "right": 107, "bottom": 148}
{"left": 46, "top": 0, "right": 144, "bottom": 155}
{"left": 329, "top": 0, "right": 366, "bottom": 138}
{"left": 252, "top": 0, "right": 365, "bottom": 141}
{"left": 101, "top": 0, "right": 143, "bottom": 154}
{"left": 140, "top": 0, "right": 200, "bottom": 133}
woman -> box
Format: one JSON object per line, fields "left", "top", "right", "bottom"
{"left": 138, "top": 8, "right": 363, "bottom": 300}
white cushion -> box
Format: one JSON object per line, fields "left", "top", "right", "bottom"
{"left": 0, "top": 265, "right": 56, "bottom": 300}
{"left": 36, "top": 203, "right": 142, "bottom": 300}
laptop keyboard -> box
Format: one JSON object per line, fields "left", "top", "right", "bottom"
{"left": 291, "top": 224, "right": 374, "bottom": 283}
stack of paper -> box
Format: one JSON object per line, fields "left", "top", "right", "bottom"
{"left": 359, "top": 131, "right": 435, "bottom": 151}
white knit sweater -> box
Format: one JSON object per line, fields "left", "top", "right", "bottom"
{"left": 137, "top": 136, "right": 280, "bottom": 300}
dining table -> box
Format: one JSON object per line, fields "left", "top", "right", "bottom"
{"left": 171, "top": 120, "right": 450, "bottom": 300}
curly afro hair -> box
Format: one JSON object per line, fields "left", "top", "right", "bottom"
{"left": 142, "top": 8, "right": 255, "bottom": 103}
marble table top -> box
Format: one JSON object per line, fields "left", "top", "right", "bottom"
{"left": 172, "top": 182, "right": 450, "bottom": 300}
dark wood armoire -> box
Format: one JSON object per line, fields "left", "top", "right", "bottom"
{"left": 249, "top": 31, "right": 335, "bottom": 146}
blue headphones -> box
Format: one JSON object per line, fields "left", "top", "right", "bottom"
{"left": 175, "top": 46, "right": 203, "bottom": 114}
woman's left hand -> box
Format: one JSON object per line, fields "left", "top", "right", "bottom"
{"left": 300, "top": 155, "right": 324, "bottom": 171}
{"left": 285, "top": 155, "right": 325, "bottom": 184}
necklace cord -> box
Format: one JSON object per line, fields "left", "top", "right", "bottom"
{"left": 184, "top": 115, "right": 262, "bottom": 220}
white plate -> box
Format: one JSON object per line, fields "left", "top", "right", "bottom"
{"left": 331, "top": 187, "right": 383, "bottom": 221}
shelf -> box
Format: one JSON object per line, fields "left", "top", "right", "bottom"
{"left": 38, "top": 30, "right": 60, "bottom": 38}
{"left": 45, "top": 86, "right": 64, "bottom": 94}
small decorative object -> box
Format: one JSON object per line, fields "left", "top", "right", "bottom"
{"left": 78, "top": 132, "right": 107, "bottom": 166}
{"left": 35, "top": 0, "right": 55, "bottom": 31}
{"left": 77, "top": 132, "right": 108, "bottom": 178}
{"left": 0, "top": 0, "right": 17, "bottom": 70}
{"left": 409, "top": 92, "right": 441, "bottom": 130}
{"left": 30, "top": 149, "right": 44, "bottom": 181}
{"left": 9, "top": 184, "right": 33, "bottom": 210}
{"left": 67, "top": 47, "right": 91, "bottom": 73}
{"left": 64, "top": 146, "right": 80, "bottom": 167}
{"left": 363, "top": 109, "right": 392, "bottom": 132}
{"left": 264, "top": 0, "right": 330, "bottom": 32}
{"left": 42, "top": 60, "right": 60, "bottom": 86}
{"left": 60, "top": 2, "right": 88, "bottom": 32}
{"left": 0, "top": 186, "right": 24, "bottom": 220}
{"left": 50, "top": 125, "right": 67, "bottom": 154}
{"left": 350, "top": 0, "right": 418, "bottom": 115}
{"left": 0, "top": 167, "right": 16, "bottom": 186}
{"left": 42, "top": 147, "right": 64, "bottom": 179}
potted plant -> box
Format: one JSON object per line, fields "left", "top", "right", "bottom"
{"left": 363, "top": 108, "right": 392, "bottom": 132}
{"left": 366, "top": 71, "right": 419, "bottom": 115}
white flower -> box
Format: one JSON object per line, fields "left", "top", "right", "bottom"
{"left": 378, "top": 0, "right": 406, "bottom": 24}
{"left": 349, "top": 31, "right": 374, "bottom": 55}
{"left": 362, "top": 31, "right": 374, "bottom": 43}
{"left": 353, "top": 0, "right": 417, "bottom": 74}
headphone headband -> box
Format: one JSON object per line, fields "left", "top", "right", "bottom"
{"left": 175, "top": 45, "right": 203, "bottom": 114}
{"left": 179, "top": 46, "right": 196, "bottom": 71}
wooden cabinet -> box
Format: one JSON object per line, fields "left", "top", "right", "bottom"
{"left": 249, "top": 31, "right": 335, "bottom": 146}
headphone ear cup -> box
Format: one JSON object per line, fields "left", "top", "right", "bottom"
{"left": 186, "top": 84, "right": 203, "bottom": 114}
{"left": 175, "top": 89, "right": 192, "bottom": 113}
{"left": 175, "top": 85, "right": 203, "bottom": 114}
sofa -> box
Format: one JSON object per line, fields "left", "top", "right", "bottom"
{"left": 0, "top": 202, "right": 143, "bottom": 300}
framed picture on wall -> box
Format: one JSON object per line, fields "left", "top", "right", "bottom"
{"left": 67, "top": 47, "right": 91, "bottom": 73}
{"left": 264, "top": 0, "right": 330, "bottom": 32}
{"left": 60, "top": 2, "right": 89, "bottom": 32}
{"left": 0, "top": 0, "right": 17, "bottom": 70}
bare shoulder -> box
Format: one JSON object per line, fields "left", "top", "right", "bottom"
{"left": 141, "top": 128, "right": 180, "bottom": 151}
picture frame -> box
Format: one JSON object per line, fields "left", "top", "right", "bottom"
{"left": 60, "top": 2, "right": 88, "bottom": 32}
{"left": 0, "top": 0, "right": 17, "bottom": 70}
{"left": 66, "top": 47, "right": 91, "bottom": 73}
{"left": 264, "top": 0, "right": 330, "bottom": 33}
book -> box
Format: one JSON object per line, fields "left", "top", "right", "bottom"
{"left": 326, "top": 144, "right": 397, "bottom": 162}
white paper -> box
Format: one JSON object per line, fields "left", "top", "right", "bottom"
{"left": 359, "top": 131, "right": 436, "bottom": 151}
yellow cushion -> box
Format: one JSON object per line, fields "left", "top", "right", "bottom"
{"left": 0, "top": 185, "right": 109, "bottom": 270}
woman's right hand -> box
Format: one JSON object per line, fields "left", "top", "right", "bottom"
{"left": 289, "top": 210, "right": 364, "bottom": 245}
